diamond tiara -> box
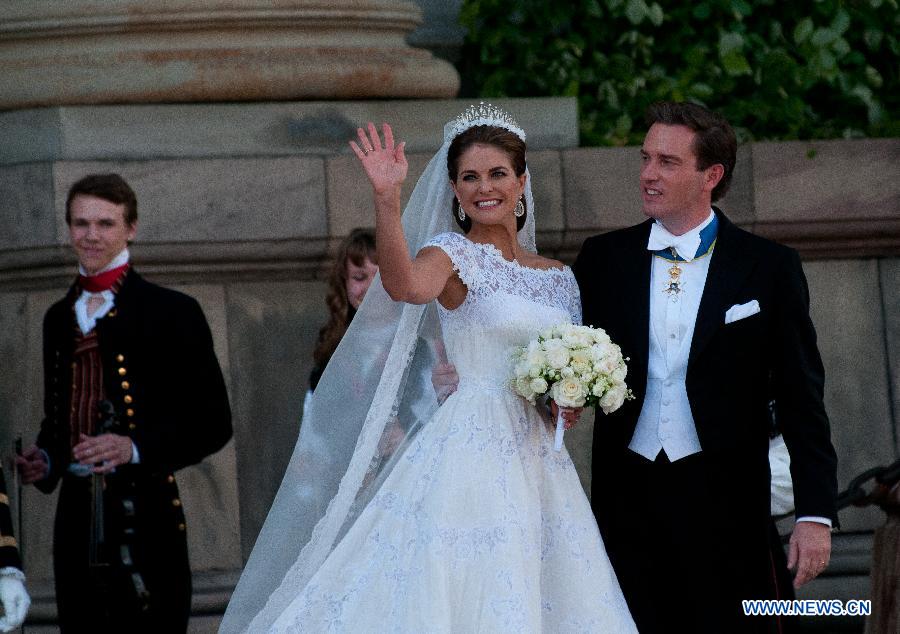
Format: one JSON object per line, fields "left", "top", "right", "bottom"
{"left": 443, "top": 102, "right": 526, "bottom": 144}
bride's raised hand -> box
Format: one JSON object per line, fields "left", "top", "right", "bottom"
{"left": 350, "top": 122, "right": 408, "bottom": 195}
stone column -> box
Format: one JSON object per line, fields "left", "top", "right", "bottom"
{"left": 0, "top": 0, "right": 459, "bottom": 109}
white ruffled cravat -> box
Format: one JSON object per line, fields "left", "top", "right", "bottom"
{"left": 74, "top": 292, "right": 114, "bottom": 335}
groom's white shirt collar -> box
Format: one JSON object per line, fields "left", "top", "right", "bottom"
{"left": 646, "top": 209, "right": 715, "bottom": 262}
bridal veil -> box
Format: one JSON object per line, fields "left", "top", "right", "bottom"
{"left": 221, "top": 104, "right": 536, "bottom": 632}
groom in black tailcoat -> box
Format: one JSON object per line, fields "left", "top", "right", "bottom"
{"left": 574, "top": 102, "right": 838, "bottom": 632}
{"left": 16, "top": 173, "right": 232, "bottom": 633}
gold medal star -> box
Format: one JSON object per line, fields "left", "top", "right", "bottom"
{"left": 663, "top": 251, "right": 684, "bottom": 298}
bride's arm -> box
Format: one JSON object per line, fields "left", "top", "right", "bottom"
{"left": 351, "top": 122, "right": 453, "bottom": 305}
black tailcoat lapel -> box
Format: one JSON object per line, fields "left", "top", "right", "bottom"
{"left": 688, "top": 210, "right": 757, "bottom": 369}
{"left": 615, "top": 222, "right": 652, "bottom": 412}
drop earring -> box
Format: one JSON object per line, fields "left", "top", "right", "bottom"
{"left": 514, "top": 199, "right": 525, "bottom": 217}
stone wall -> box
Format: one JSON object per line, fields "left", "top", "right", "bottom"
{"left": 0, "top": 97, "right": 897, "bottom": 631}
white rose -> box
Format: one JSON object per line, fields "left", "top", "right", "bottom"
{"left": 529, "top": 364, "right": 542, "bottom": 378}
{"left": 545, "top": 340, "right": 570, "bottom": 369}
{"left": 562, "top": 333, "right": 581, "bottom": 348}
{"left": 597, "top": 356, "right": 617, "bottom": 375}
{"left": 526, "top": 348, "right": 547, "bottom": 369}
{"left": 611, "top": 366, "right": 627, "bottom": 382}
{"left": 529, "top": 377, "right": 548, "bottom": 395}
{"left": 590, "top": 342, "right": 612, "bottom": 362}
{"left": 593, "top": 329, "right": 612, "bottom": 345}
{"left": 571, "top": 363, "right": 589, "bottom": 377}
{"left": 522, "top": 341, "right": 547, "bottom": 366}
{"left": 561, "top": 366, "right": 575, "bottom": 378}
{"left": 599, "top": 385, "right": 627, "bottom": 414}
{"left": 516, "top": 376, "right": 536, "bottom": 403}
{"left": 543, "top": 337, "right": 562, "bottom": 350}
{"left": 551, "top": 378, "right": 587, "bottom": 408}
{"left": 571, "top": 348, "right": 591, "bottom": 365}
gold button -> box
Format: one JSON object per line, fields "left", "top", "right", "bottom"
{"left": 121, "top": 381, "right": 130, "bottom": 390}
{"left": 118, "top": 367, "right": 127, "bottom": 376}
{"left": 126, "top": 408, "right": 135, "bottom": 417}
{"left": 108, "top": 309, "right": 117, "bottom": 318}
{"left": 128, "top": 423, "right": 136, "bottom": 430}
{"left": 177, "top": 523, "right": 186, "bottom": 532}
{"left": 116, "top": 354, "right": 125, "bottom": 362}
{"left": 172, "top": 498, "right": 181, "bottom": 507}
{"left": 167, "top": 475, "right": 175, "bottom": 484}
{"left": 124, "top": 395, "right": 133, "bottom": 404}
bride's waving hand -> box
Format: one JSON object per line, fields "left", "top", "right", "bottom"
{"left": 351, "top": 122, "right": 456, "bottom": 306}
{"left": 350, "top": 121, "right": 407, "bottom": 192}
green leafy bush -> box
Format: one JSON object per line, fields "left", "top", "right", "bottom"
{"left": 457, "top": 0, "right": 899, "bottom": 145}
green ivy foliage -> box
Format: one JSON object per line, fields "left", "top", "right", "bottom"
{"left": 457, "top": 0, "right": 899, "bottom": 145}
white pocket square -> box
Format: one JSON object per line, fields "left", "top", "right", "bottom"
{"left": 725, "top": 299, "right": 760, "bottom": 324}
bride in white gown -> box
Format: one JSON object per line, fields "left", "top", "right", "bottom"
{"left": 221, "top": 105, "right": 636, "bottom": 633}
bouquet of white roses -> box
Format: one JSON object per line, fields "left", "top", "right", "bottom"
{"left": 511, "top": 323, "right": 633, "bottom": 451}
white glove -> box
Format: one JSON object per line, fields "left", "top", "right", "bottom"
{"left": 0, "top": 573, "right": 30, "bottom": 632}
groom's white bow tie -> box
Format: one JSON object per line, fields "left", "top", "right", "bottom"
{"left": 646, "top": 221, "right": 701, "bottom": 262}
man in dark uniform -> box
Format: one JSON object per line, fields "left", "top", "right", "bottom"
{"left": 0, "top": 468, "right": 29, "bottom": 632}
{"left": 16, "top": 173, "right": 232, "bottom": 633}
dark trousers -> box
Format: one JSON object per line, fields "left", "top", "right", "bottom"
{"left": 596, "top": 449, "right": 785, "bottom": 634}
{"left": 53, "top": 474, "right": 191, "bottom": 634}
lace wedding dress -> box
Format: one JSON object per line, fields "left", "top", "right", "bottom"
{"left": 263, "top": 232, "right": 636, "bottom": 633}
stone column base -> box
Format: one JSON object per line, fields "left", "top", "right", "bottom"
{"left": 0, "top": 0, "right": 459, "bottom": 109}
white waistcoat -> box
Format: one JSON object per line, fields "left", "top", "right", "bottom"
{"left": 628, "top": 247, "right": 714, "bottom": 461}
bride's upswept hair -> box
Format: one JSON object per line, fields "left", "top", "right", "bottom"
{"left": 447, "top": 125, "right": 528, "bottom": 233}
{"left": 313, "top": 228, "right": 377, "bottom": 368}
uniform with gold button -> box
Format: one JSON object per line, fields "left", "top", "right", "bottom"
{"left": 0, "top": 469, "right": 22, "bottom": 572}
{"left": 30, "top": 264, "right": 232, "bottom": 633}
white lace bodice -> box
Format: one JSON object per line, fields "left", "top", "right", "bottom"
{"left": 424, "top": 232, "right": 582, "bottom": 389}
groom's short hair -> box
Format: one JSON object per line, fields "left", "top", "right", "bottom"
{"left": 646, "top": 102, "right": 737, "bottom": 202}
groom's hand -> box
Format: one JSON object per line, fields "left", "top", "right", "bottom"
{"left": 787, "top": 521, "right": 831, "bottom": 588}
